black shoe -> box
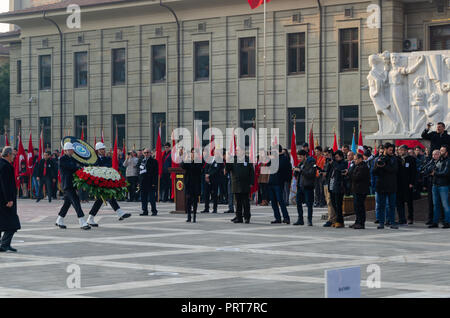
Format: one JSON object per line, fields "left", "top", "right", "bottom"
{"left": 390, "top": 225, "right": 399, "bottom": 229}
{"left": 323, "top": 221, "right": 332, "bottom": 227}
{"left": 385, "top": 221, "right": 391, "bottom": 226}
{"left": 48, "top": 199, "right": 52, "bottom": 203}
{"left": 5, "top": 246, "right": 17, "bottom": 253}
{"left": 349, "top": 223, "right": 356, "bottom": 229}
{"left": 119, "top": 213, "right": 131, "bottom": 221}
{"left": 377, "top": 225, "right": 384, "bottom": 229}
{"left": 428, "top": 223, "right": 439, "bottom": 228}
{"left": 212, "top": 210, "right": 217, "bottom": 214}
{"left": 426, "top": 220, "right": 433, "bottom": 225}
{"left": 81, "top": 225, "right": 91, "bottom": 230}
{"left": 408, "top": 220, "right": 414, "bottom": 225}
{"left": 374, "top": 220, "right": 379, "bottom": 224}
{"left": 354, "top": 224, "right": 365, "bottom": 229}
{"left": 308, "top": 221, "right": 313, "bottom": 226}
{"left": 244, "top": 219, "right": 250, "bottom": 224}
{"left": 282, "top": 219, "right": 290, "bottom": 225}
{"left": 0, "top": 247, "right": 5, "bottom": 252}
{"left": 36, "top": 198, "right": 41, "bottom": 203}
{"left": 233, "top": 219, "right": 243, "bottom": 223}
{"left": 231, "top": 217, "right": 238, "bottom": 222}
{"left": 186, "top": 218, "right": 191, "bottom": 223}
{"left": 442, "top": 223, "right": 450, "bottom": 229}
{"left": 55, "top": 223, "right": 67, "bottom": 229}
{"left": 140, "top": 212, "right": 149, "bottom": 216}
{"left": 151, "top": 212, "right": 158, "bottom": 216}
{"left": 88, "top": 223, "right": 99, "bottom": 228}
{"left": 224, "top": 210, "right": 234, "bottom": 214}
{"left": 293, "top": 219, "right": 304, "bottom": 226}
{"left": 271, "top": 220, "right": 282, "bottom": 224}
{"left": 201, "top": 210, "right": 210, "bottom": 214}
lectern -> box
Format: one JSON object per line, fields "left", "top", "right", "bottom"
{"left": 168, "top": 167, "right": 186, "bottom": 214}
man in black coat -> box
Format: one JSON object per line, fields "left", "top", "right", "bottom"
{"left": 293, "top": 150, "right": 316, "bottom": 226}
{"left": 139, "top": 148, "right": 159, "bottom": 216}
{"left": 181, "top": 148, "right": 203, "bottom": 223}
{"left": 36, "top": 151, "right": 57, "bottom": 203}
{"left": 327, "top": 150, "right": 348, "bottom": 228}
{"left": 86, "top": 142, "right": 131, "bottom": 227}
{"left": 0, "top": 147, "right": 21, "bottom": 252}
{"left": 373, "top": 143, "right": 399, "bottom": 229}
{"left": 205, "top": 149, "right": 225, "bottom": 214}
{"left": 422, "top": 122, "right": 450, "bottom": 158}
{"left": 268, "top": 145, "right": 292, "bottom": 224}
{"left": 56, "top": 142, "right": 91, "bottom": 230}
{"left": 349, "top": 153, "right": 370, "bottom": 229}
{"left": 396, "top": 145, "right": 417, "bottom": 225}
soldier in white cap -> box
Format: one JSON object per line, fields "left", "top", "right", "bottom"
{"left": 56, "top": 142, "right": 91, "bottom": 230}
{"left": 86, "top": 142, "right": 131, "bottom": 227}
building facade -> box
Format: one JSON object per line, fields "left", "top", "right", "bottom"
{"left": 0, "top": 0, "right": 449, "bottom": 151}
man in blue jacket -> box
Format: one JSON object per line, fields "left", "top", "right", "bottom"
{"left": 56, "top": 142, "right": 90, "bottom": 230}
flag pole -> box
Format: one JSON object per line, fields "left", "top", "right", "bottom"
{"left": 263, "top": 0, "right": 267, "bottom": 130}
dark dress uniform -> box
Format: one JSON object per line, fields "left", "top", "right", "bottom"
{"left": 226, "top": 155, "right": 255, "bottom": 223}
{"left": 181, "top": 161, "right": 203, "bottom": 222}
{"left": 89, "top": 156, "right": 121, "bottom": 217}
{"left": 0, "top": 158, "right": 21, "bottom": 251}
{"left": 58, "top": 155, "right": 86, "bottom": 218}
{"left": 37, "top": 158, "right": 57, "bottom": 202}
{"left": 396, "top": 155, "right": 417, "bottom": 224}
{"left": 206, "top": 158, "right": 225, "bottom": 213}
{"left": 139, "top": 156, "right": 159, "bottom": 215}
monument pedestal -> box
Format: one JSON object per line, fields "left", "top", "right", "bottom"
{"left": 168, "top": 167, "right": 186, "bottom": 214}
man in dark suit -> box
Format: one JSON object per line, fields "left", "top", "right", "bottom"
{"left": 160, "top": 143, "right": 172, "bottom": 202}
{"left": 139, "top": 148, "right": 159, "bottom": 216}
{"left": 56, "top": 142, "right": 91, "bottom": 230}
{"left": 0, "top": 147, "right": 21, "bottom": 252}
{"left": 87, "top": 142, "right": 131, "bottom": 227}
{"left": 181, "top": 148, "right": 203, "bottom": 223}
{"left": 396, "top": 145, "right": 417, "bottom": 225}
{"left": 36, "top": 151, "right": 57, "bottom": 203}
{"left": 225, "top": 147, "right": 255, "bottom": 223}
{"left": 205, "top": 149, "right": 225, "bottom": 214}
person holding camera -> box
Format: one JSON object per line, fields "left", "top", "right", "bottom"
{"left": 373, "top": 143, "right": 399, "bottom": 229}
{"left": 327, "top": 150, "right": 348, "bottom": 228}
{"left": 293, "top": 150, "right": 316, "bottom": 226}
{"left": 123, "top": 150, "right": 139, "bottom": 202}
{"left": 429, "top": 145, "right": 450, "bottom": 228}
{"left": 422, "top": 122, "right": 450, "bottom": 158}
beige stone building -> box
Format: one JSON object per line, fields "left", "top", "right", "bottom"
{"left": 0, "top": 0, "right": 449, "bottom": 150}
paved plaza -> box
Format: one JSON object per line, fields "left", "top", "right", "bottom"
{"left": 1, "top": 199, "right": 450, "bottom": 298}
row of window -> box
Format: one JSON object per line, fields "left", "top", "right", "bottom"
{"left": 16, "top": 105, "right": 358, "bottom": 151}
{"left": 16, "top": 29, "right": 361, "bottom": 93}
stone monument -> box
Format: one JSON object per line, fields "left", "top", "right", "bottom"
{"left": 367, "top": 50, "right": 450, "bottom": 139}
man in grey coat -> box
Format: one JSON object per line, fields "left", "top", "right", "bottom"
{"left": 0, "top": 147, "right": 21, "bottom": 252}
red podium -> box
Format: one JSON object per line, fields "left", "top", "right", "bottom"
{"left": 168, "top": 167, "right": 186, "bottom": 214}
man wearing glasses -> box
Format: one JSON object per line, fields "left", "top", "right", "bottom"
{"left": 139, "top": 148, "right": 159, "bottom": 216}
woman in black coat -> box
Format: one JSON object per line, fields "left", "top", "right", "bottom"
{"left": 181, "top": 148, "right": 203, "bottom": 223}
{"left": 0, "top": 147, "right": 21, "bottom": 252}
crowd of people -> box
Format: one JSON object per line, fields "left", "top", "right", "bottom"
{"left": 2, "top": 122, "right": 450, "bottom": 251}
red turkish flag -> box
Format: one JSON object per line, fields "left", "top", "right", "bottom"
{"left": 112, "top": 132, "right": 119, "bottom": 171}
{"left": 14, "top": 134, "right": 26, "bottom": 189}
{"left": 290, "top": 127, "right": 298, "bottom": 167}
{"left": 156, "top": 124, "right": 163, "bottom": 176}
{"left": 357, "top": 128, "right": 364, "bottom": 154}
{"left": 248, "top": 0, "right": 271, "bottom": 10}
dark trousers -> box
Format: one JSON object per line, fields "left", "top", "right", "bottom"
{"left": 259, "top": 183, "right": 269, "bottom": 202}
{"left": 218, "top": 179, "right": 227, "bottom": 203}
{"left": 186, "top": 194, "right": 198, "bottom": 218}
{"left": 269, "top": 184, "right": 290, "bottom": 221}
{"left": 208, "top": 182, "right": 219, "bottom": 212}
{"left": 354, "top": 193, "right": 367, "bottom": 226}
{"left": 330, "top": 191, "right": 344, "bottom": 224}
{"left": 203, "top": 181, "right": 211, "bottom": 211}
{"left": 160, "top": 173, "right": 171, "bottom": 202}
{"left": 297, "top": 187, "right": 314, "bottom": 222}
{"left": 39, "top": 177, "right": 53, "bottom": 201}
{"left": 58, "top": 189, "right": 85, "bottom": 218}
{"left": 397, "top": 188, "right": 414, "bottom": 223}
{"left": 314, "top": 176, "right": 326, "bottom": 206}
{"left": 127, "top": 176, "right": 138, "bottom": 201}
{"left": 235, "top": 192, "right": 250, "bottom": 221}
{"left": 89, "top": 198, "right": 120, "bottom": 216}
{"left": 141, "top": 184, "right": 157, "bottom": 214}
{"left": 0, "top": 231, "right": 15, "bottom": 248}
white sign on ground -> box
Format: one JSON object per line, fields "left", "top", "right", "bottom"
{"left": 325, "top": 266, "right": 361, "bottom": 298}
